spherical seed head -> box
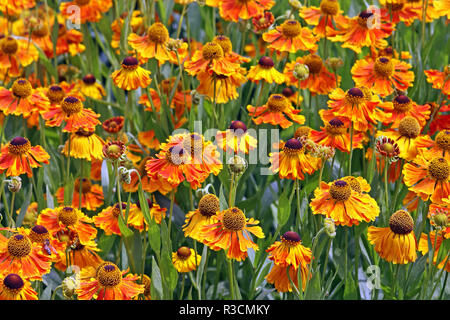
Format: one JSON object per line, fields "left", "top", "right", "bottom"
{"left": 258, "top": 56, "right": 274, "bottom": 68}
{"left": 121, "top": 56, "right": 139, "bottom": 70}
{"left": 228, "top": 155, "right": 247, "bottom": 175}
{"left": 393, "top": 95, "right": 412, "bottom": 113}
{"left": 46, "top": 85, "right": 65, "bottom": 103}
{"left": 326, "top": 118, "right": 346, "bottom": 136}
{"left": 345, "top": 87, "right": 364, "bottom": 105}
{"left": 343, "top": 176, "right": 361, "bottom": 193}
{"left": 202, "top": 42, "right": 224, "bottom": 60}
{"left": 198, "top": 194, "right": 220, "bottom": 217}
{"left": 0, "top": 37, "right": 18, "bottom": 54}
{"left": 428, "top": 157, "right": 450, "bottom": 181}
{"left": 281, "top": 231, "right": 301, "bottom": 245}
{"left": 57, "top": 207, "right": 79, "bottom": 226}
{"left": 329, "top": 180, "right": 352, "bottom": 201}
{"left": 213, "top": 35, "right": 232, "bottom": 54}
{"left": 176, "top": 246, "right": 192, "bottom": 260}
{"left": 3, "top": 274, "right": 25, "bottom": 291}
{"left": 147, "top": 22, "right": 169, "bottom": 44}
{"left": 82, "top": 74, "right": 96, "bottom": 85}
{"left": 97, "top": 263, "right": 122, "bottom": 287}
{"left": 229, "top": 120, "right": 248, "bottom": 134}
{"left": 7, "top": 234, "right": 31, "bottom": 258}
{"left": 398, "top": 116, "right": 421, "bottom": 138}
{"left": 303, "top": 54, "right": 323, "bottom": 74}
{"left": 8, "top": 137, "right": 31, "bottom": 155}
{"left": 320, "top": 0, "right": 339, "bottom": 15}
{"left": 281, "top": 20, "right": 302, "bottom": 38}
{"left": 294, "top": 126, "right": 311, "bottom": 139}
{"left": 29, "top": 225, "right": 49, "bottom": 243}
{"left": 358, "top": 10, "right": 374, "bottom": 28}
{"left": 166, "top": 146, "right": 188, "bottom": 165}
{"left": 142, "top": 274, "right": 151, "bottom": 296}
{"left": 61, "top": 96, "right": 83, "bottom": 115}
{"left": 284, "top": 138, "right": 303, "bottom": 151}
{"left": 32, "top": 23, "right": 49, "bottom": 37}
{"left": 293, "top": 63, "right": 310, "bottom": 80}
{"left": 374, "top": 57, "right": 394, "bottom": 78}
{"left": 435, "top": 130, "right": 450, "bottom": 153}
{"left": 222, "top": 207, "right": 246, "bottom": 231}
{"left": 112, "top": 203, "right": 128, "bottom": 217}
{"left": 12, "top": 79, "right": 32, "bottom": 98}
{"left": 182, "top": 133, "right": 204, "bottom": 156}
{"left": 282, "top": 87, "right": 295, "bottom": 98}
{"left": 267, "top": 94, "right": 290, "bottom": 112}
{"left": 389, "top": 210, "right": 414, "bottom": 234}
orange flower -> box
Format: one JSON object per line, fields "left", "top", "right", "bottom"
{"left": 93, "top": 203, "right": 137, "bottom": 236}
{"left": 247, "top": 93, "right": 305, "bottom": 129}
{"left": 418, "top": 231, "right": 450, "bottom": 272}
{"left": 196, "top": 68, "right": 247, "bottom": 104}
{"left": 0, "top": 274, "right": 38, "bottom": 300}
{"left": 215, "top": 120, "right": 258, "bottom": 155}
{"left": 262, "top": 19, "right": 318, "bottom": 53}
{"left": 62, "top": 128, "right": 106, "bottom": 161}
{"left": 183, "top": 194, "right": 220, "bottom": 242}
{"left": 60, "top": 0, "right": 113, "bottom": 24}
{"left": 218, "top": 0, "right": 275, "bottom": 22}
{"left": 0, "top": 36, "right": 39, "bottom": 77}
{"left": 424, "top": 66, "right": 450, "bottom": 97}
{"left": 269, "top": 138, "right": 322, "bottom": 180}
{"left": 56, "top": 178, "right": 104, "bottom": 211}
{"left": 351, "top": 56, "right": 415, "bottom": 97}
{"left": 75, "top": 74, "right": 106, "bottom": 100}
{"left": 54, "top": 238, "right": 104, "bottom": 272}
{"left": 403, "top": 149, "right": 450, "bottom": 204}
{"left": 310, "top": 177, "right": 380, "bottom": 226}
{"left": 415, "top": 130, "right": 450, "bottom": 163}
{"left": 111, "top": 56, "right": 152, "bottom": 91}
{"left": 247, "top": 56, "right": 286, "bottom": 84}
{"left": 379, "top": 94, "right": 431, "bottom": 128}
{"left": 379, "top": 1, "right": 421, "bottom": 26}
{"left": 201, "top": 207, "right": 265, "bottom": 261}
{"left": 77, "top": 262, "right": 144, "bottom": 300}
{"left": 284, "top": 54, "right": 340, "bottom": 95}
{"left": 42, "top": 96, "right": 100, "bottom": 132}
{"left": 0, "top": 137, "right": 50, "bottom": 177}
{"left": 128, "top": 198, "right": 167, "bottom": 230}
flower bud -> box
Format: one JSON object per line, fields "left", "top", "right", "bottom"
{"left": 118, "top": 166, "right": 132, "bottom": 184}
{"left": 324, "top": 57, "right": 344, "bottom": 71}
{"left": 166, "top": 38, "right": 183, "bottom": 51}
{"left": 289, "top": 0, "right": 302, "bottom": 10}
{"left": 324, "top": 218, "right": 336, "bottom": 238}
{"left": 293, "top": 63, "right": 309, "bottom": 80}
{"left": 190, "top": 90, "right": 201, "bottom": 105}
{"left": 196, "top": 0, "right": 206, "bottom": 6}
{"left": 228, "top": 155, "right": 247, "bottom": 176}
{"left": 62, "top": 274, "right": 80, "bottom": 299}
{"left": 7, "top": 176, "right": 22, "bottom": 193}
{"left": 431, "top": 211, "right": 449, "bottom": 230}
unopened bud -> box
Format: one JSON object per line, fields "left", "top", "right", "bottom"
{"left": 325, "top": 57, "right": 344, "bottom": 71}
{"left": 166, "top": 38, "right": 183, "bottom": 51}
{"left": 7, "top": 177, "right": 21, "bottom": 193}
{"left": 431, "top": 211, "right": 449, "bottom": 229}
{"left": 118, "top": 166, "right": 132, "bottom": 184}
{"left": 228, "top": 155, "right": 247, "bottom": 176}
{"left": 324, "top": 218, "right": 336, "bottom": 238}
{"left": 190, "top": 90, "right": 201, "bottom": 105}
{"left": 289, "top": 0, "right": 302, "bottom": 10}
{"left": 62, "top": 274, "right": 80, "bottom": 299}
{"left": 293, "top": 63, "right": 309, "bottom": 80}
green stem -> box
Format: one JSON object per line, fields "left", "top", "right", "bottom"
{"left": 391, "top": 263, "right": 400, "bottom": 298}
{"left": 295, "top": 179, "right": 302, "bottom": 233}
{"left": 348, "top": 122, "right": 354, "bottom": 176}
{"left": 439, "top": 270, "right": 449, "bottom": 300}
{"left": 384, "top": 157, "right": 390, "bottom": 222}
{"left": 179, "top": 273, "right": 186, "bottom": 299}
{"left": 321, "top": 238, "right": 332, "bottom": 285}
{"left": 8, "top": 192, "right": 15, "bottom": 229}
{"left": 227, "top": 257, "right": 235, "bottom": 299}
{"left": 228, "top": 172, "right": 235, "bottom": 208}
{"left": 51, "top": 285, "right": 63, "bottom": 300}
{"left": 168, "top": 189, "right": 175, "bottom": 237}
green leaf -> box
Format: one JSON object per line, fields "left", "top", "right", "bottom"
{"left": 277, "top": 186, "right": 291, "bottom": 229}
{"left": 151, "top": 256, "right": 163, "bottom": 300}
{"left": 343, "top": 272, "right": 358, "bottom": 300}
{"left": 305, "top": 272, "right": 322, "bottom": 300}
{"left": 15, "top": 185, "right": 33, "bottom": 227}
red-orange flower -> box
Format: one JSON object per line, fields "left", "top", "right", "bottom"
{"left": 379, "top": 94, "right": 431, "bottom": 128}
{"left": 424, "top": 66, "right": 450, "bottom": 97}
{"left": 60, "top": 0, "right": 113, "bottom": 24}
{"left": 218, "top": 0, "right": 275, "bottom": 22}
{"left": 0, "top": 274, "right": 38, "bottom": 300}
{"left": 56, "top": 178, "right": 104, "bottom": 211}
{"left": 93, "top": 203, "right": 137, "bottom": 236}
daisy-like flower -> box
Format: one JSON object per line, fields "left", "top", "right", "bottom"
{"left": 320, "top": 87, "right": 384, "bottom": 132}
{"left": 403, "top": 149, "right": 450, "bottom": 204}
{"left": 0, "top": 274, "right": 38, "bottom": 300}
{"left": 56, "top": 178, "right": 104, "bottom": 211}
{"left": 284, "top": 54, "right": 340, "bottom": 95}
{"left": 37, "top": 206, "right": 98, "bottom": 246}
{"left": 252, "top": 11, "right": 275, "bottom": 33}
{"left": 310, "top": 177, "right": 380, "bottom": 226}
{"left": 435, "top": 0, "right": 450, "bottom": 19}
{"left": 262, "top": 19, "right": 318, "bottom": 53}
{"left": 215, "top": 120, "right": 258, "bottom": 155}
{"left": 212, "top": 35, "right": 251, "bottom": 65}
{"left": 415, "top": 130, "right": 450, "bottom": 163}
{"left": 111, "top": 11, "right": 145, "bottom": 52}
{"left": 0, "top": 78, "right": 50, "bottom": 117}
{"left": 75, "top": 74, "right": 106, "bottom": 100}
{"left": 172, "top": 247, "right": 202, "bottom": 273}
{"left": 218, "top": 0, "right": 275, "bottom": 22}
{"left": 111, "top": 56, "right": 152, "bottom": 91}
{"left": 60, "top": 0, "right": 113, "bottom": 24}
{"left": 196, "top": 68, "right": 247, "bottom": 104}
{"left": 93, "top": 203, "right": 137, "bottom": 236}
{"left": 77, "top": 262, "right": 144, "bottom": 300}
{"left": 247, "top": 93, "right": 305, "bottom": 129}
{"left": 375, "top": 136, "right": 401, "bottom": 163}
{"left": 42, "top": 96, "right": 100, "bottom": 132}
{"left": 269, "top": 138, "right": 322, "bottom": 180}
{"left": 351, "top": 56, "right": 415, "bottom": 97}
{"left": 309, "top": 118, "right": 364, "bottom": 153}
{"left": 379, "top": 94, "right": 431, "bottom": 128}
{"left": 281, "top": 87, "right": 304, "bottom": 107}
{"left": 128, "top": 198, "right": 167, "bottom": 230}
{"left": 424, "top": 66, "right": 450, "bottom": 97}
{"left": 103, "top": 140, "right": 126, "bottom": 161}
{"left": 0, "top": 36, "right": 39, "bottom": 77}
{"left": 299, "top": 0, "right": 349, "bottom": 38}
{"left": 0, "top": 233, "right": 52, "bottom": 280}
{"left": 247, "top": 56, "right": 286, "bottom": 84}
{"left": 265, "top": 231, "right": 312, "bottom": 292}
{"left": 368, "top": 210, "right": 417, "bottom": 264}
{"left": 62, "top": 128, "right": 106, "bottom": 162}
{"left": 0, "top": 137, "right": 50, "bottom": 177}
{"left": 183, "top": 193, "right": 220, "bottom": 242}
{"left": 328, "top": 8, "right": 394, "bottom": 53}
{"left": 379, "top": 1, "right": 421, "bottom": 26}
{"left": 102, "top": 116, "right": 125, "bottom": 135}
{"left": 201, "top": 207, "right": 265, "bottom": 261}
{"left": 418, "top": 231, "right": 450, "bottom": 272}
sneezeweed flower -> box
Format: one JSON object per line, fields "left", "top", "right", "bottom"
{"left": 196, "top": 68, "right": 247, "bottom": 104}
{"left": 213, "top": 35, "right": 250, "bottom": 64}
{"left": 61, "top": 274, "right": 80, "bottom": 300}
{"left": 375, "top": 136, "right": 401, "bottom": 163}
{"left": 414, "top": 130, "right": 450, "bottom": 164}
{"left": 128, "top": 198, "right": 167, "bottom": 230}
{"left": 218, "top": 0, "right": 275, "bottom": 22}
{"left": 0, "top": 36, "right": 39, "bottom": 77}
{"left": 351, "top": 56, "right": 415, "bottom": 97}
{"left": 111, "top": 56, "right": 152, "bottom": 91}
{"left": 42, "top": 96, "right": 100, "bottom": 132}
{"left": 379, "top": 94, "right": 431, "bottom": 128}
{"left": 77, "top": 262, "right": 144, "bottom": 300}
{"left": 252, "top": 11, "right": 275, "bottom": 32}
{"left": 201, "top": 207, "right": 265, "bottom": 261}
{"left": 424, "top": 66, "right": 450, "bottom": 97}
{"left": 141, "top": 274, "right": 151, "bottom": 300}
{"left": 262, "top": 19, "right": 318, "bottom": 53}
{"left": 60, "top": 0, "right": 113, "bottom": 24}
{"left": 62, "top": 128, "right": 105, "bottom": 161}
{"left": 102, "top": 116, "right": 125, "bottom": 134}
{"left": 310, "top": 178, "right": 380, "bottom": 226}
{"left": 294, "top": 126, "right": 312, "bottom": 139}
{"left": 172, "top": 246, "right": 202, "bottom": 273}
{"left": 265, "top": 231, "right": 312, "bottom": 292}
{"left": 368, "top": 210, "right": 417, "bottom": 264}
{"left": 93, "top": 203, "right": 137, "bottom": 236}
{"left": 269, "top": 138, "right": 322, "bottom": 180}
{"left": 379, "top": 1, "right": 421, "bottom": 26}
{"left": 103, "top": 140, "right": 126, "bottom": 161}
{"left": 309, "top": 118, "right": 364, "bottom": 153}
{"left": 21, "top": 202, "right": 38, "bottom": 227}
{"left": 0, "top": 137, "right": 50, "bottom": 177}
{"left": 54, "top": 238, "right": 104, "bottom": 272}
{"left": 0, "top": 233, "right": 52, "bottom": 280}
{"left": 37, "top": 206, "right": 98, "bottom": 245}
{"left": 418, "top": 231, "right": 450, "bottom": 272}
{"left": 75, "top": 74, "right": 106, "bottom": 100}
{"left": 247, "top": 56, "right": 286, "bottom": 84}
{"left": 55, "top": 178, "right": 104, "bottom": 211}
{"left": 247, "top": 93, "right": 305, "bottom": 129}
{"left": 284, "top": 54, "right": 340, "bottom": 95}
{"left": 215, "top": 120, "right": 258, "bottom": 154}
{"left": 183, "top": 193, "right": 220, "bottom": 242}
{"left": 281, "top": 87, "right": 304, "bottom": 107}
{"left": 0, "top": 274, "right": 38, "bottom": 300}
{"left": 403, "top": 149, "right": 450, "bottom": 204}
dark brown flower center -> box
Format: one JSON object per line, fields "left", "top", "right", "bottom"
{"left": 389, "top": 210, "right": 414, "bottom": 234}
{"left": 198, "top": 194, "right": 220, "bottom": 217}
{"left": 222, "top": 207, "right": 246, "bottom": 231}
